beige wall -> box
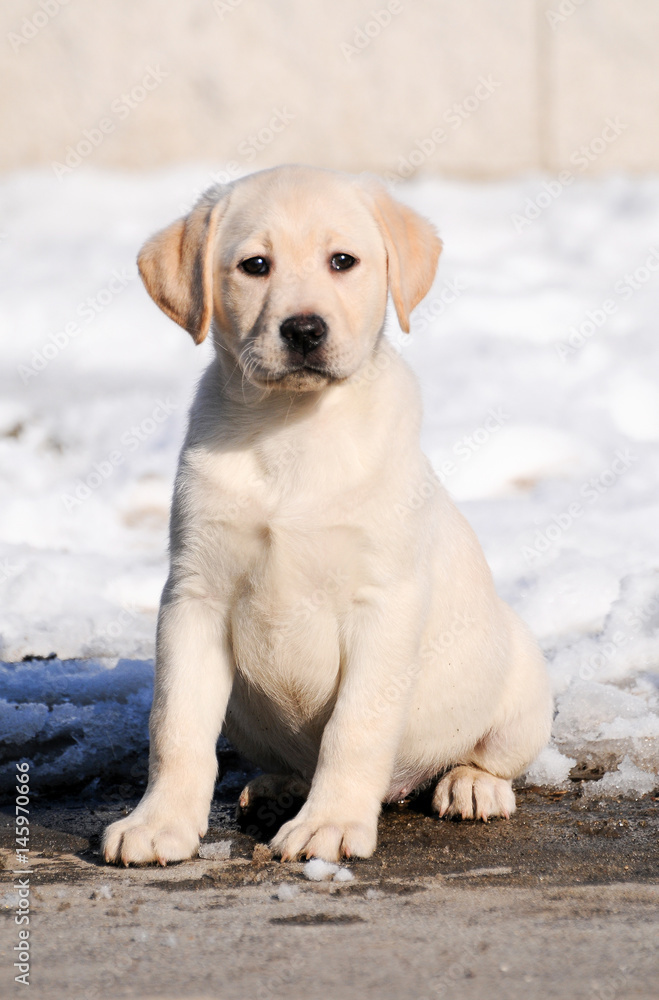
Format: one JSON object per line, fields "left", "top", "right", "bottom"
{"left": 1, "top": 0, "right": 657, "bottom": 178}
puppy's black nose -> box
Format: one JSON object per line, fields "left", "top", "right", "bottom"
{"left": 279, "top": 313, "right": 327, "bottom": 357}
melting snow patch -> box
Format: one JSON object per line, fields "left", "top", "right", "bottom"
{"left": 523, "top": 745, "right": 577, "bottom": 787}
{"left": 198, "top": 840, "right": 232, "bottom": 861}
{"left": 582, "top": 755, "right": 657, "bottom": 799}
{"left": 0, "top": 657, "right": 153, "bottom": 793}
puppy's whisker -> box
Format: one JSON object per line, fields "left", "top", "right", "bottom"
{"left": 238, "top": 346, "right": 257, "bottom": 398}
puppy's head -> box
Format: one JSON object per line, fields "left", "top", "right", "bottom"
{"left": 138, "top": 166, "right": 441, "bottom": 391}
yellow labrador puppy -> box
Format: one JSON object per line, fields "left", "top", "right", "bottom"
{"left": 103, "top": 165, "right": 551, "bottom": 866}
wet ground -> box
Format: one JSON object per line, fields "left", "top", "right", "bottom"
{"left": 1, "top": 779, "right": 658, "bottom": 999}
{"left": 2, "top": 783, "right": 658, "bottom": 890}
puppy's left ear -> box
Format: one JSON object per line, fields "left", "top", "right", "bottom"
{"left": 362, "top": 182, "right": 442, "bottom": 333}
{"left": 137, "top": 191, "right": 229, "bottom": 344}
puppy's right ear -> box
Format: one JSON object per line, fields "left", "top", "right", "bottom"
{"left": 137, "top": 190, "right": 229, "bottom": 344}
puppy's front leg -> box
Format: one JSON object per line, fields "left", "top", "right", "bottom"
{"left": 103, "top": 595, "right": 233, "bottom": 865}
{"left": 271, "top": 598, "right": 419, "bottom": 863}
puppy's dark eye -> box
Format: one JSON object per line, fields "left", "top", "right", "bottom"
{"left": 330, "top": 253, "right": 357, "bottom": 271}
{"left": 240, "top": 256, "right": 270, "bottom": 276}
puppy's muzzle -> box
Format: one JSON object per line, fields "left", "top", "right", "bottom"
{"left": 279, "top": 313, "right": 328, "bottom": 357}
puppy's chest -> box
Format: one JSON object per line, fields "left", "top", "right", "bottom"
{"left": 229, "top": 524, "right": 361, "bottom": 716}
{"left": 193, "top": 445, "right": 378, "bottom": 710}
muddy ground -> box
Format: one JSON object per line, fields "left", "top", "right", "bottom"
{"left": 1, "top": 776, "right": 658, "bottom": 999}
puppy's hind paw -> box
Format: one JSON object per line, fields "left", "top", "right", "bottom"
{"left": 432, "top": 766, "right": 516, "bottom": 822}
{"left": 237, "top": 773, "right": 310, "bottom": 813}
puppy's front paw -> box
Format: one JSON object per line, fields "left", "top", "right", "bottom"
{"left": 433, "top": 766, "right": 516, "bottom": 821}
{"left": 270, "top": 808, "right": 377, "bottom": 862}
{"left": 103, "top": 810, "right": 202, "bottom": 866}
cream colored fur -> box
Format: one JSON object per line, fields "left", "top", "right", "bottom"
{"left": 103, "top": 165, "right": 552, "bottom": 866}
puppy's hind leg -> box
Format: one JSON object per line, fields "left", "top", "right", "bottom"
{"left": 236, "top": 774, "right": 311, "bottom": 842}
{"left": 434, "top": 613, "right": 552, "bottom": 823}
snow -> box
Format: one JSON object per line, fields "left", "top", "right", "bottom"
{"left": 1, "top": 167, "right": 658, "bottom": 797}
{"left": 303, "top": 859, "right": 341, "bottom": 881}
{"left": 332, "top": 867, "right": 355, "bottom": 883}
{"left": 523, "top": 745, "right": 577, "bottom": 788}
{"left": 303, "top": 859, "right": 354, "bottom": 882}
{"left": 581, "top": 755, "right": 657, "bottom": 798}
